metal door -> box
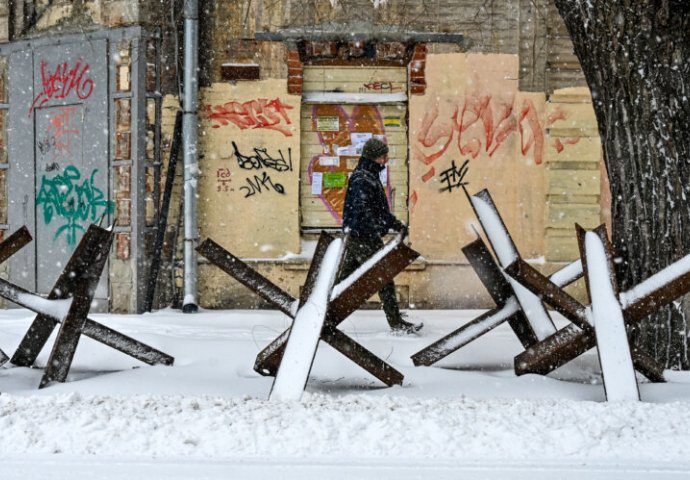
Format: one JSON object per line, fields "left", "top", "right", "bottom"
{"left": 9, "top": 39, "right": 110, "bottom": 297}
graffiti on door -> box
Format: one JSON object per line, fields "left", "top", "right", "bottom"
{"left": 37, "top": 106, "right": 80, "bottom": 167}
{"left": 29, "top": 59, "right": 94, "bottom": 117}
{"left": 36, "top": 165, "right": 114, "bottom": 246}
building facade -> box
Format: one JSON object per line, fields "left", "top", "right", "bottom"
{"left": 0, "top": 0, "right": 607, "bottom": 312}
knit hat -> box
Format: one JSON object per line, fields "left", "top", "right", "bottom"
{"left": 362, "top": 138, "right": 389, "bottom": 160}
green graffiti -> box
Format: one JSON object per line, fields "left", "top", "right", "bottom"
{"left": 36, "top": 165, "right": 114, "bottom": 246}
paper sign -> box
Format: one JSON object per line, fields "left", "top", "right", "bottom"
{"left": 311, "top": 172, "right": 323, "bottom": 194}
{"left": 373, "top": 134, "right": 386, "bottom": 141}
{"left": 319, "top": 156, "right": 340, "bottom": 167}
{"left": 337, "top": 145, "right": 358, "bottom": 156}
{"left": 316, "top": 116, "right": 340, "bottom": 132}
{"left": 351, "top": 132, "right": 372, "bottom": 146}
{"left": 324, "top": 172, "right": 346, "bottom": 188}
{"left": 379, "top": 166, "right": 388, "bottom": 186}
{"left": 384, "top": 116, "right": 401, "bottom": 128}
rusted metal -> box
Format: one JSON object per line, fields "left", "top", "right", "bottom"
{"left": 411, "top": 235, "right": 582, "bottom": 367}
{"left": 504, "top": 258, "right": 592, "bottom": 332}
{"left": 39, "top": 225, "right": 114, "bottom": 388}
{"left": 11, "top": 225, "right": 113, "bottom": 366}
{"left": 269, "top": 234, "right": 342, "bottom": 400}
{"left": 466, "top": 188, "right": 556, "bottom": 339}
{"left": 199, "top": 233, "right": 414, "bottom": 387}
{"left": 412, "top": 301, "right": 521, "bottom": 367}
{"left": 5, "top": 225, "right": 174, "bottom": 387}
{"left": 0, "top": 226, "right": 32, "bottom": 264}
{"left": 298, "top": 231, "right": 337, "bottom": 310}
{"left": 463, "top": 237, "right": 537, "bottom": 347}
{"left": 254, "top": 232, "right": 339, "bottom": 376}
{"left": 256, "top": 238, "right": 419, "bottom": 376}
{"left": 81, "top": 320, "right": 174, "bottom": 366}
{"left": 197, "top": 238, "right": 295, "bottom": 317}
{"left": 514, "top": 324, "right": 594, "bottom": 375}
{"left": 322, "top": 325, "right": 403, "bottom": 386}
{"left": 0, "top": 226, "right": 32, "bottom": 366}
{"left": 411, "top": 238, "right": 531, "bottom": 367}
{"left": 508, "top": 225, "right": 665, "bottom": 383}
{"left": 325, "top": 240, "right": 420, "bottom": 327}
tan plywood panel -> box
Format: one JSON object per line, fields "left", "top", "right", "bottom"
{"left": 546, "top": 102, "right": 599, "bottom": 136}
{"left": 199, "top": 80, "right": 300, "bottom": 258}
{"left": 547, "top": 168, "right": 601, "bottom": 196}
{"left": 409, "top": 53, "right": 548, "bottom": 261}
{"left": 547, "top": 203, "right": 600, "bottom": 230}
{"left": 545, "top": 136, "right": 602, "bottom": 164}
{"left": 303, "top": 66, "right": 407, "bottom": 94}
{"left": 545, "top": 230, "right": 581, "bottom": 262}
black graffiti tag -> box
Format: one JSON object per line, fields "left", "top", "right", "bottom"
{"left": 439, "top": 159, "right": 470, "bottom": 193}
{"left": 240, "top": 172, "right": 286, "bottom": 198}
{"left": 231, "top": 141, "right": 292, "bottom": 172}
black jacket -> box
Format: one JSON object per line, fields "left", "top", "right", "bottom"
{"left": 342, "top": 157, "right": 405, "bottom": 238}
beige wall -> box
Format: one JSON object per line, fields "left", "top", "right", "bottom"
{"left": 191, "top": 53, "right": 603, "bottom": 310}
{"left": 198, "top": 80, "right": 301, "bottom": 258}
{"left": 409, "top": 53, "right": 546, "bottom": 262}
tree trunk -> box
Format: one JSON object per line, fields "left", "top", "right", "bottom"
{"left": 554, "top": 0, "right": 690, "bottom": 369}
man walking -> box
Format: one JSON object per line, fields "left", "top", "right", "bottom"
{"left": 340, "top": 138, "right": 423, "bottom": 334}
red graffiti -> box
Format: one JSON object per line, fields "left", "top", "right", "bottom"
{"left": 410, "top": 190, "right": 418, "bottom": 212}
{"left": 421, "top": 166, "right": 436, "bottom": 183}
{"left": 29, "top": 60, "right": 94, "bottom": 117}
{"left": 41, "top": 107, "right": 80, "bottom": 159}
{"left": 361, "top": 81, "right": 401, "bottom": 93}
{"left": 553, "top": 137, "right": 581, "bottom": 153}
{"left": 205, "top": 98, "right": 294, "bottom": 136}
{"left": 415, "top": 95, "right": 557, "bottom": 166}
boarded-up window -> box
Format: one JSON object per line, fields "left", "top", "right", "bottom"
{"left": 300, "top": 66, "right": 408, "bottom": 229}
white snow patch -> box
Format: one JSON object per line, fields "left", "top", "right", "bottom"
{"left": 331, "top": 235, "right": 401, "bottom": 300}
{"left": 619, "top": 253, "right": 690, "bottom": 309}
{"left": 15, "top": 293, "right": 73, "bottom": 321}
{"left": 585, "top": 232, "right": 639, "bottom": 402}
{"left": 271, "top": 238, "right": 344, "bottom": 401}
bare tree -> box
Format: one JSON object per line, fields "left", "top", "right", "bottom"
{"left": 554, "top": 0, "right": 690, "bottom": 368}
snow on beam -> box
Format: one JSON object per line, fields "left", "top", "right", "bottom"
{"left": 270, "top": 237, "right": 344, "bottom": 401}
{"left": 584, "top": 231, "right": 640, "bottom": 401}
{"left": 468, "top": 188, "right": 557, "bottom": 339}
{"left": 413, "top": 237, "right": 583, "bottom": 367}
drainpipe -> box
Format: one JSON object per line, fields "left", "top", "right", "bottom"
{"left": 182, "top": 0, "right": 199, "bottom": 313}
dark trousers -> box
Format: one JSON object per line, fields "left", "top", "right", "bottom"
{"left": 337, "top": 235, "right": 403, "bottom": 328}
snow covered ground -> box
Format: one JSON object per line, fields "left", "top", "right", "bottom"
{"left": 1, "top": 307, "right": 690, "bottom": 479}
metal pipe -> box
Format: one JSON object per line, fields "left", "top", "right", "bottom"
{"left": 182, "top": 0, "right": 199, "bottom": 313}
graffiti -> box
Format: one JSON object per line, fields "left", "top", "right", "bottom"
{"left": 231, "top": 141, "right": 293, "bottom": 172}
{"left": 37, "top": 107, "right": 80, "bottom": 162}
{"left": 553, "top": 137, "right": 581, "bottom": 153}
{"left": 36, "top": 165, "right": 114, "bottom": 246}
{"left": 29, "top": 60, "right": 94, "bottom": 117}
{"left": 216, "top": 168, "right": 232, "bottom": 192}
{"left": 308, "top": 104, "right": 389, "bottom": 223}
{"left": 415, "top": 95, "right": 558, "bottom": 166}
{"left": 206, "top": 98, "right": 294, "bottom": 136}
{"left": 360, "top": 81, "right": 401, "bottom": 93}
{"left": 240, "top": 172, "right": 285, "bottom": 198}
{"left": 438, "top": 159, "right": 470, "bottom": 193}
